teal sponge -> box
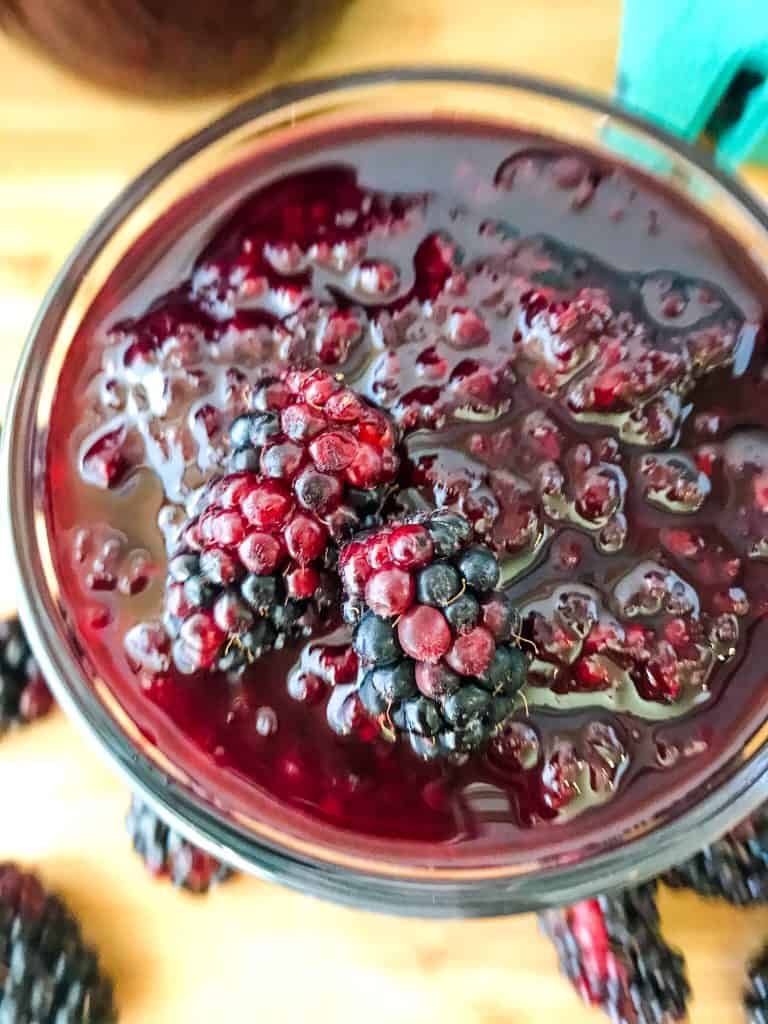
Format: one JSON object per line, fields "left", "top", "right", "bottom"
{"left": 617, "top": 0, "right": 768, "bottom": 168}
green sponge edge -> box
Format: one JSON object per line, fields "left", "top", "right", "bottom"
{"left": 616, "top": 0, "right": 768, "bottom": 168}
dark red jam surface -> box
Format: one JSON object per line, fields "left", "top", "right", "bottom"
{"left": 46, "top": 118, "right": 768, "bottom": 868}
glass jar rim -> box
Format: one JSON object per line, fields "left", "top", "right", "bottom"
{"left": 6, "top": 65, "right": 768, "bottom": 916}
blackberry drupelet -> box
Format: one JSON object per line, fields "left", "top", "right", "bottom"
{"left": 0, "top": 617, "right": 54, "bottom": 735}
{"left": 159, "top": 368, "right": 400, "bottom": 675}
{"left": 663, "top": 801, "right": 768, "bottom": 905}
{"left": 337, "top": 508, "right": 530, "bottom": 759}
{"left": 746, "top": 944, "right": 768, "bottom": 1024}
{"left": 126, "top": 797, "right": 234, "bottom": 894}
{"left": 540, "top": 882, "right": 689, "bottom": 1024}
{"left": 0, "top": 862, "right": 116, "bottom": 1023}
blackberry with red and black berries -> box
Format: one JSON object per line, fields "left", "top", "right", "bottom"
{"left": 663, "top": 799, "right": 768, "bottom": 905}
{"left": 0, "top": 616, "right": 53, "bottom": 735}
{"left": 126, "top": 796, "right": 233, "bottom": 894}
{"left": 339, "top": 509, "right": 530, "bottom": 758}
{"left": 161, "top": 368, "right": 400, "bottom": 675}
{"left": 163, "top": 502, "right": 324, "bottom": 676}
{"left": 0, "top": 861, "right": 116, "bottom": 1023}
{"left": 540, "top": 881, "right": 689, "bottom": 1024}
{"left": 746, "top": 944, "right": 768, "bottom": 1024}
{"left": 228, "top": 367, "right": 399, "bottom": 532}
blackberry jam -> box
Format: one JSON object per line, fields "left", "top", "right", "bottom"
{"left": 44, "top": 116, "right": 768, "bottom": 870}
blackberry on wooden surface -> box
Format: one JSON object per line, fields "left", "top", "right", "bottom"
{"left": 126, "top": 797, "right": 234, "bottom": 894}
{"left": 0, "top": 862, "right": 116, "bottom": 1023}
{"left": 0, "top": 617, "right": 54, "bottom": 736}
{"left": 540, "top": 882, "right": 689, "bottom": 1024}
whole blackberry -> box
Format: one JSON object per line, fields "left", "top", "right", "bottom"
{"left": 126, "top": 797, "right": 234, "bottom": 894}
{"left": 0, "top": 862, "right": 116, "bottom": 1023}
{"left": 0, "top": 617, "right": 54, "bottom": 735}
{"left": 663, "top": 801, "right": 768, "bottom": 905}
{"left": 160, "top": 368, "right": 400, "bottom": 675}
{"left": 337, "top": 509, "right": 529, "bottom": 758}
{"left": 540, "top": 882, "right": 689, "bottom": 1024}
{"left": 746, "top": 944, "right": 768, "bottom": 1024}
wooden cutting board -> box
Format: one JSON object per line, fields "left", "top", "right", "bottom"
{"left": 2, "top": 3, "right": 768, "bottom": 1020}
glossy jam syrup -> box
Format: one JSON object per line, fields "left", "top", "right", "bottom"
{"left": 46, "top": 118, "right": 768, "bottom": 868}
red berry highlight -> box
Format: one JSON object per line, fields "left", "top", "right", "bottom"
{"left": 365, "top": 568, "right": 415, "bottom": 617}
{"left": 398, "top": 605, "right": 452, "bottom": 663}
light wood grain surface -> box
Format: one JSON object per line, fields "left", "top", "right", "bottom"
{"left": 2, "top": 3, "right": 768, "bottom": 1021}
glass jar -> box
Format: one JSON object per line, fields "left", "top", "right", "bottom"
{"left": 6, "top": 68, "right": 768, "bottom": 916}
{"left": 0, "top": 0, "right": 340, "bottom": 95}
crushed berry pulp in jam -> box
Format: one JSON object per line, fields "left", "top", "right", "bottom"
{"left": 46, "top": 119, "right": 768, "bottom": 865}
